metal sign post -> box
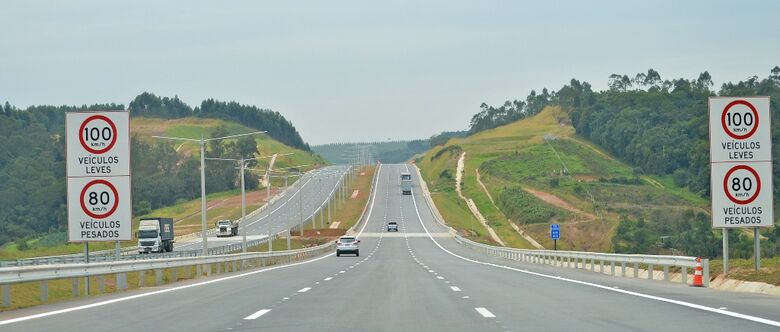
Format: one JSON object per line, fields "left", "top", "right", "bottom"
{"left": 709, "top": 97, "right": 773, "bottom": 272}
{"left": 550, "top": 224, "right": 560, "bottom": 250}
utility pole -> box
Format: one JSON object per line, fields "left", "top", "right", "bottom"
{"left": 154, "top": 130, "right": 265, "bottom": 256}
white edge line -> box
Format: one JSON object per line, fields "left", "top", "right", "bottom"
{"left": 0, "top": 252, "right": 336, "bottom": 326}
{"left": 409, "top": 174, "right": 780, "bottom": 328}
{"left": 244, "top": 309, "right": 271, "bottom": 320}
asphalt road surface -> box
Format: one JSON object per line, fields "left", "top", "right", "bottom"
{"left": 2, "top": 164, "right": 780, "bottom": 331}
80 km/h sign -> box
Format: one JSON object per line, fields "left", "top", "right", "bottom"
{"left": 67, "top": 176, "right": 131, "bottom": 241}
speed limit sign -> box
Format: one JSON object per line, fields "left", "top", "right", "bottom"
{"left": 67, "top": 176, "right": 132, "bottom": 241}
{"left": 66, "top": 111, "right": 130, "bottom": 177}
{"left": 709, "top": 97, "right": 770, "bottom": 163}
{"left": 66, "top": 111, "right": 132, "bottom": 242}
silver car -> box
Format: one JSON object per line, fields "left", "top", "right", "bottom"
{"left": 336, "top": 236, "right": 360, "bottom": 257}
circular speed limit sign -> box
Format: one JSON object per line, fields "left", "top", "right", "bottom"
{"left": 79, "top": 179, "right": 120, "bottom": 219}
{"left": 723, "top": 165, "right": 761, "bottom": 205}
{"left": 78, "top": 115, "right": 118, "bottom": 154}
{"left": 721, "top": 100, "right": 759, "bottom": 140}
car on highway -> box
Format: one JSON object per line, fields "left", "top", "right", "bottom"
{"left": 387, "top": 221, "right": 398, "bottom": 232}
{"left": 336, "top": 236, "right": 360, "bottom": 257}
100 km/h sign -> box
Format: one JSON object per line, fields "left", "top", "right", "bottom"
{"left": 66, "top": 111, "right": 132, "bottom": 242}
{"left": 66, "top": 112, "right": 130, "bottom": 177}
{"left": 709, "top": 97, "right": 771, "bottom": 163}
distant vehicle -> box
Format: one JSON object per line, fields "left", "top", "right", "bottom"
{"left": 216, "top": 219, "right": 239, "bottom": 237}
{"left": 138, "top": 218, "right": 174, "bottom": 253}
{"left": 336, "top": 236, "right": 360, "bottom": 257}
{"left": 387, "top": 221, "right": 398, "bottom": 232}
{"left": 401, "top": 172, "right": 412, "bottom": 195}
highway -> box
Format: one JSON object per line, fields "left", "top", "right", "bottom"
{"left": 2, "top": 164, "right": 780, "bottom": 331}
{"left": 173, "top": 165, "right": 350, "bottom": 253}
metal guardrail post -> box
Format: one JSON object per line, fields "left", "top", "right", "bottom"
{"left": 2, "top": 284, "right": 8, "bottom": 307}
{"left": 703, "top": 259, "right": 710, "bottom": 288}
{"left": 40, "top": 281, "right": 48, "bottom": 302}
{"left": 648, "top": 264, "right": 654, "bottom": 280}
{"left": 663, "top": 266, "right": 670, "bottom": 282}
{"left": 680, "top": 266, "right": 687, "bottom": 285}
{"left": 72, "top": 278, "right": 79, "bottom": 297}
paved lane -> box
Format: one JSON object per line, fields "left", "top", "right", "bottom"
{"left": 3, "top": 164, "right": 780, "bottom": 331}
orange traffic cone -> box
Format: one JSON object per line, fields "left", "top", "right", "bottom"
{"left": 692, "top": 257, "right": 704, "bottom": 287}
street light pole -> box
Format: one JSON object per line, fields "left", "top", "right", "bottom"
{"left": 153, "top": 130, "right": 265, "bottom": 256}
{"left": 199, "top": 135, "right": 207, "bottom": 255}
{"left": 240, "top": 157, "right": 247, "bottom": 253}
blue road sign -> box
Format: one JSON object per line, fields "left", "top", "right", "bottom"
{"left": 550, "top": 224, "right": 560, "bottom": 240}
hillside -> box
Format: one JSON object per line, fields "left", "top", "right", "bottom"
{"left": 418, "top": 106, "right": 710, "bottom": 254}
{"left": 132, "top": 117, "right": 325, "bottom": 168}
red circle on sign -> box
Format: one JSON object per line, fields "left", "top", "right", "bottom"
{"left": 79, "top": 179, "right": 119, "bottom": 219}
{"left": 721, "top": 100, "right": 759, "bottom": 140}
{"left": 78, "top": 115, "right": 118, "bottom": 154}
{"left": 723, "top": 165, "right": 761, "bottom": 205}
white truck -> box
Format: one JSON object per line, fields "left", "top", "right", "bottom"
{"left": 401, "top": 172, "right": 412, "bottom": 195}
{"left": 137, "top": 218, "right": 174, "bottom": 253}
{"left": 216, "top": 219, "right": 239, "bottom": 237}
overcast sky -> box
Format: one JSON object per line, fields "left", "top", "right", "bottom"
{"left": 1, "top": 1, "right": 779, "bottom": 144}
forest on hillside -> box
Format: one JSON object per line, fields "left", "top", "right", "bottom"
{"left": 0, "top": 93, "right": 307, "bottom": 246}
{"left": 467, "top": 67, "right": 780, "bottom": 257}
{"left": 313, "top": 140, "right": 430, "bottom": 164}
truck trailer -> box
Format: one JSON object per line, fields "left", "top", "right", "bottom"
{"left": 138, "top": 218, "right": 174, "bottom": 253}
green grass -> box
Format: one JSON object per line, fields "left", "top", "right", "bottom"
{"left": 418, "top": 106, "right": 706, "bottom": 253}
{"left": 709, "top": 257, "right": 780, "bottom": 285}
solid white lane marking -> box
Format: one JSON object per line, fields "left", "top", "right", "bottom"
{"left": 451, "top": 286, "right": 462, "bottom": 292}
{"left": 408, "top": 181, "right": 780, "bottom": 328}
{"left": 244, "top": 309, "right": 271, "bottom": 320}
{"left": 298, "top": 287, "right": 312, "bottom": 293}
{"left": 0, "top": 249, "right": 337, "bottom": 326}
{"left": 339, "top": 270, "right": 345, "bottom": 273}
{"left": 463, "top": 296, "right": 470, "bottom": 299}
{"left": 475, "top": 307, "right": 496, "bottom": 318}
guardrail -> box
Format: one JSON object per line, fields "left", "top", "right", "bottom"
{"left": 0, "top": 172, "right": 315, "bottom": 268}
{"left": 412, "top": 165, "right": 709, "bottom": 288}
{"left": 0, "top": 240, "right": 335, "bottom": 307}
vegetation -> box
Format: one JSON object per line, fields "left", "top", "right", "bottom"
{"left": 437, "top": 66, "right": 780, "bottom": 259}
{"left": 0, "top": 94, "right": 321, "bottom": 248}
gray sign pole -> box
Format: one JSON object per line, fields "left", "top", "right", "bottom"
{"left": 723, "top": 229, "right": 729, "bottom": 275}
{"left": 754, "top": 227, "right": 761, "bottom": 271}
{"left": 84, "top": 243, "right": 90, "bottom": 295}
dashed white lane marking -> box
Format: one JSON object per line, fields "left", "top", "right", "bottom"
{"left": 463, "top": 296, "right": 470, "bottom": 299}
{"left": 475, "top": 307, "right": 496, "bottom": 318}
{"left": 450, "top": 286, "right": 462, "bottom": 292}
{"left": 244, "top": 309, "right": 271, "bottom": 320}
{"left": 298, "top": 287, "right": 312, "bottom": 293}
{"left": 324, "top": 277, "right": 333, "bottom": 281}
{"left": 436, "top": 276, "right": 444, "bottom": 280}
{"left": 339, "top": 271, "right": 346, "bottom": 273}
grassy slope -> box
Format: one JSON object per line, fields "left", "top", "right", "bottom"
{"left": 1, "top": 117, "right": 326, "bottom": 259}
{"left": 418, "top": 106, "right": 707, "bottom": 252}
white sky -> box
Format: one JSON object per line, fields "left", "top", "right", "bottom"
{"left": 1, "top": 1, "right": 779, "bottom": 144}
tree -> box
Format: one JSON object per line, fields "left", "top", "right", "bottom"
{"left": 770, "top": 66, "right": 780, "bottom": 85}
{"left": 695, "top": 71, "right": 713, "bottom": 90}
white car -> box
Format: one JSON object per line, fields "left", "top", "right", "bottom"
{"left": 336, "top": 236, "right": 360, "bottom": 257}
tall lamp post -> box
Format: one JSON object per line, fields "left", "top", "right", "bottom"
{"left": 153, "top": 131, "right": 265, "bottom": 255}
